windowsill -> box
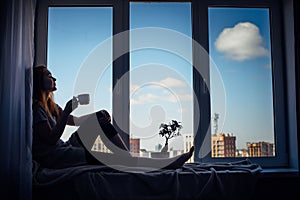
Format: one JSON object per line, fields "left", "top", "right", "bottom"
{"left": 258, "top": 168, "right": 299, "bottom": 178}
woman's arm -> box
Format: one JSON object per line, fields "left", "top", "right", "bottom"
{"left": 67, "top": 115, "right": 76, "bottom": 126}
{"left": 68, "top": 113, "right": 93, "bottom": 126}
{"left": 34, "top": 98, "right": 78, "bottom": 145}
{"left": 68, "top": 110, "right": 111, "bottom": 126}
{"left": 34, "top": 111, "right": 70, "bottom": 145}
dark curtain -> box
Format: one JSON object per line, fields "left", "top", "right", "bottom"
{"left": 294, "top": 0, "right": 300, "bottom": 168}
{"left": 0, "top": 0, "right": 36, "bottom": 199}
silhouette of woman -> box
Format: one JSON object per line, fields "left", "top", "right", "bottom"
{"left": 32, "top": 65, "right": 194, "bottom": 169}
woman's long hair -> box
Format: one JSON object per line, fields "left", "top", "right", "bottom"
{"left": 33, "top": 65, "right": 60, "bottom": 119}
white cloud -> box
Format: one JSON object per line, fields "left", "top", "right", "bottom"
{"left": 131, "top": 93, "right": 192, "bottom": 105}
{"left": 214, "top": 22, "right": 269, "bottom": 61}
{"left": 159, "top": 77, "right": 186, "bottom": 88}
{"left": 130, "top": 77, "right": 190, "bottom": 105}
{"left": 178, "top": 94, "right": 193, "bottom": 102}
{"left": 163, "top": 94, "right": 192, "bottom": 103}
{"left": 131, "top": 93, "right": 159, "bottom": 105}
{"left": 130, "top": 77, "right": 186, "bottom": 93}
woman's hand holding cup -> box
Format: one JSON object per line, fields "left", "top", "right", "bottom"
{"left": 76, "top": 94, "right": 90, "bottom": 105}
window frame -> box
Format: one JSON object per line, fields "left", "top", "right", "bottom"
{"left": 193, "top": 0, "right": 292, "bottom": 168}
{"left": 35, "top": 0, "right": 131, "bottom": 147}
{"left": 35, "top": 0, "right": 298, "bottom": 170}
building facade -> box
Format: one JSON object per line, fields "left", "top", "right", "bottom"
{"left": 130, "top": 138, "right": 140, "bottom": 156}
{"left": 247, "top": 141, "right": 274, "bottom": 157}
{"left": 212, "top": 133, "right": 236, "bottom": 158}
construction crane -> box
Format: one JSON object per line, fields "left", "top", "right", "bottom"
{"left": 213, "top": 113, "right": 219, "bottom": 135}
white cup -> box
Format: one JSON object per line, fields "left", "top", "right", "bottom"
{"left": 77, "top": 94, "right": 90, "bottom": 105}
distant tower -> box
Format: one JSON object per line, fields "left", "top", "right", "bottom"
{"left": 213, "top": 113, "right": 219, "bottom": 135}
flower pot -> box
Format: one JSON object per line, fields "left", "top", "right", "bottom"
{"left": 151, "top": 152, "right": 170, "bottom": 158}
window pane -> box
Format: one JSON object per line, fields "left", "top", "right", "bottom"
{"left": 130, "top": 3, "right": 193, "bottom": 161}
{"left": 208, "top": 8, "right": 275, "bottom": 157}
{"left": 47, "top": 7, "right": 112, "bottom": 148}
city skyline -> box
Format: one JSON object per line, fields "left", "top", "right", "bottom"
{"left": 93, "top": 132, "right": 275, "bottom": 158}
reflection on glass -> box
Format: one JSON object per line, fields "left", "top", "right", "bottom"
{"left": 130, "top": 3, "right": 193, "bottom": 161}
{"left": 208, "top": 8, "right": 275, "bottom": 157}
{"left": 47, "top": 7, "right": 112, "bottom": 149}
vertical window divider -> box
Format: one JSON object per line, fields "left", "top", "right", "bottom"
{"left": 112, "top": 0, "right": 130, "bottom": 148}
{"left": 192, "top": 0, "right": 211, "bottom": 162}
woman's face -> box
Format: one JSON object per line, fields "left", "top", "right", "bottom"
{"left": 42, "top": 69, "right": 57, "bottom": 92}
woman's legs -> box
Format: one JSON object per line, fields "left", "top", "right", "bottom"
{"left": 76, "top": 109, "right": 194, "bottom": 169}
{"left": 109, "top": 134, "right": 130, "bottom": 151}
{"left": 76, "top": 110, "right": 131, "bottom": 158}
{"left": 136, "top": 146, "right": 194, "bottom": 169}
{"left": 89, "top": 146, "right": 194, "bottom": 169}
{"left": 95, "top": 110, "right": 131, "bottom": 156}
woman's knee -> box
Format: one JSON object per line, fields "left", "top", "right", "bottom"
{"left": 96, "top": 109, "right": 111, "bottom": 123}
{"left": 95, "top": 110, "right": 117, "bottom": 139}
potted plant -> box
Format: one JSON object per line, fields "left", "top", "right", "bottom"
{"left": 159, "top": 120, "right": 182, "bottom": 152}
{"left": 151, "top": 120, "right": 182, "bottom": 158}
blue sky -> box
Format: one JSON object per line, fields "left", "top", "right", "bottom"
{"left": 47, "top": 3, "right": 274, "bottom": 152}
{"left": 47, "top": 6, "right": 113, "bottom": 138}
{"left": 208, "top": 8, "right": 274, "bottom": 149}
{"left": 129, "top": 3, "right": 193, "bottom": 150}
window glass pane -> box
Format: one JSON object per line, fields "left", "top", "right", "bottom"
{"left": 130, "top": 3, "right": 193, "bottom": 161}
{"left": 47, "top": 7, "right": 112, "bottom": 148}
{"left": 208, "top": 8, "right": 275, "bottom": 157}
